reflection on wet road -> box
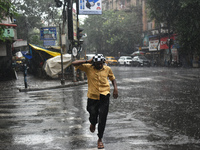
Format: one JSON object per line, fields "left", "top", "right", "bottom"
{"left": 0, "top": 67, "right": 200, "bottom": 149}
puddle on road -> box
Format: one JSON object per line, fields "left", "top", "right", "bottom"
{"left": 122, "top": 77, "right": 161, "bottom": 83}
{"left": 14, "top": 134, "right": 54, "bottom": 145}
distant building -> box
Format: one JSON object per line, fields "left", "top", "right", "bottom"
{"left": 102, "top": 0, "right": 180, "bottom": 66}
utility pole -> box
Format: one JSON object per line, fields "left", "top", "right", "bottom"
{"left": 59, "top": 23, "right": 65, "bottom": 85}
{"left": 67, "top": 0, "right": 77, "bottom": 82}
{"left": 157, "top": 23, "right": 161, "bottom": 66}
{"left": 60, "top": 0, "right": 68, "bottom": 85}
{"left": 167, "top": 21, "right": 172, "bottom": 66}
{"left": 55, "top": 0, "right": 81, "bottom": 82}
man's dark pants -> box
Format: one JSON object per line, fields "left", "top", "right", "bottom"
{"left": 87, "top": 94, "right": 110, "bottom": 139}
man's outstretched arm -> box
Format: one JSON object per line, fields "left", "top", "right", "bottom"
{"left": 72, "top": 58, "right": 93, "bottom": 66}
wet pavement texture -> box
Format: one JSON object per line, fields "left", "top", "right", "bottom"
{"left": 0, "top": 67, "right": 200, "bottom": 150}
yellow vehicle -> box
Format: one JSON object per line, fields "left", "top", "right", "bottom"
{"left": 105, "top": 56, "right": 118, "bottom": 66}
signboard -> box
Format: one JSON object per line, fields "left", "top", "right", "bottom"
{"left": 43, "top": 40, "right": 56, "bottom": 46}
{"left": 40, "top": 27, "right": 57, "bottom": 40}
{"left": 160, "top": 37, "right": 168, "bottom": 50}
{"left": 143, "top": 35, "right": 149, "bottom": 47}
{"left": 171, "top": 49, "right": 178, "bottom": 62}
{"left": 149, "top": 39, "right": 160, "bottom": 51}
{"left": 79, "top": 0, "right": 102, "bottom": 15}
{"left": 73, "top": 8, "right": 77, "bottom": 41}
{"left": 160, "top": 35, "right": 175, "bottom": 50}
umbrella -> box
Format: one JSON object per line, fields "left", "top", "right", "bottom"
{"left": 131, "top": 51, "right": 145, "bottom": 56}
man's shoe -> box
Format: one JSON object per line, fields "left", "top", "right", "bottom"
{"left": 97, "top": 139, "right": 104, "bottom": 149}
{"left": 90, "top": 124, "right": 95, "bottom": 133}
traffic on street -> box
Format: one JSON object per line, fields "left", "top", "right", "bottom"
{"left": 0, "top": 67, "right": 200, "bottom": 150}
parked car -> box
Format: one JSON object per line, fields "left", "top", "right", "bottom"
{"left": 132, "top": 56, "right": 151, "bottom": 67}
{"left": 105, "top": 56, "right": 118, "bottom": 66}
{"left": 118, "top": 56, "right": 132, "bottom": 66}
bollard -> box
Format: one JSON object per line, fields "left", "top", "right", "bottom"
{"left": 23, "top": 63, "right": 27, "bottom": 88}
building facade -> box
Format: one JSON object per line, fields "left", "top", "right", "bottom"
{"left": 0, "top": 8, "right": 18, "bottom": 78}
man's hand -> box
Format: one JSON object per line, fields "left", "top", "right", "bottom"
{"left": 88, "top": 57, "right": 93, "bottom": 63}
{"left": 113, "top": 88, "right": 118, "bottom": 99}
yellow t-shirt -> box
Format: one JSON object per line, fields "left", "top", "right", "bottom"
{"left": 75, "top": 64, "right": 115, "bottom": 100}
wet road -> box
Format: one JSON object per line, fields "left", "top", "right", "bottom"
{"left": 0, "top": 67, "right": 200, "bottom": 150}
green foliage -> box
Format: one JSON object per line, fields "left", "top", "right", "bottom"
{"left": 15, "top": 14, "right": 43, "bottom": 41}
{"left": 30, "top": 34, "right": 43, "bottom": 45}
{"left": 13, "top": 0, "right": 61, "bottom": 45}
{"left": 147, "top": 0, "right": 200, "bottom": 56}
{"left": 147, "top": 0, "right": 180, "bottom": 26}
{"left": 0, "top": 28, "right": 5, "bottom": 41}
{"left": 82, "top": 10, "right": 142, "bottom": 56}
{"left": 176, "top": 0, "right": 200, "bottom": 55}
{"left": 14, "top": 0, "right": 61, "bottom": 25}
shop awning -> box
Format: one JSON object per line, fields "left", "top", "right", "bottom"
{"left": 29, "top": 44, "right": 61, "bottom": 57}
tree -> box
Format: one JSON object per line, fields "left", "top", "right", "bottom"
{"left": 14, "top": 14, "right": 42, "bottom": 42}
{"left": 147, "top": 0, "right": 180, "bottom": 28}
{"left": 13, "top": 0, "right": 62, "bottom": 26}
{"left": 175, "top": 0, "right": 200, "bottom": 56}
{"left": 82, "top": 9, "right": 142, "bottom": 56}
{"left": 12, "top": 0, "right": 62, "bottom": 44}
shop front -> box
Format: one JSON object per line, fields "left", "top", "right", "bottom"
{"left": 149, "top": 34, "right": 178, "bottom": 66}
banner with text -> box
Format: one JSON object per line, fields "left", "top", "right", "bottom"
{"left": 160, "top": 35, "right": 175, "bottom": 50}
{"left": 149, "top": 39, "right": 160, "bottom": 51}
{"left": 79, "top": 0, "right": 102, "bottom": 15}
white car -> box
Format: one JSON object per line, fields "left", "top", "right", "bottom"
{"left": 118, "top": 56, "right": 132, "bottom": 66}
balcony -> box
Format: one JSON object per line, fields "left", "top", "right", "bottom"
{"left": 3, "top": 28, "right": 17, "bottom": 40}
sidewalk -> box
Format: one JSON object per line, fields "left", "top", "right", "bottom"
{"left": 17, "top": 72, "right": 87, "bottom": 92}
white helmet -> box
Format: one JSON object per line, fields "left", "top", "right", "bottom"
{"left": 93, "top": 54, "right": 105, "bottom": 62}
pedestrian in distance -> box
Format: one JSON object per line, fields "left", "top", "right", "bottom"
{"left": 72, "top": 54, "right": 118, "bottom": 149}
{"left": 22, "top": 60, "right": 28, "bottom": 89}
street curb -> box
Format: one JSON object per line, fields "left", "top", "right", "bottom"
{"left": 19, "top": 81, "right": 87, "bottom": 92}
